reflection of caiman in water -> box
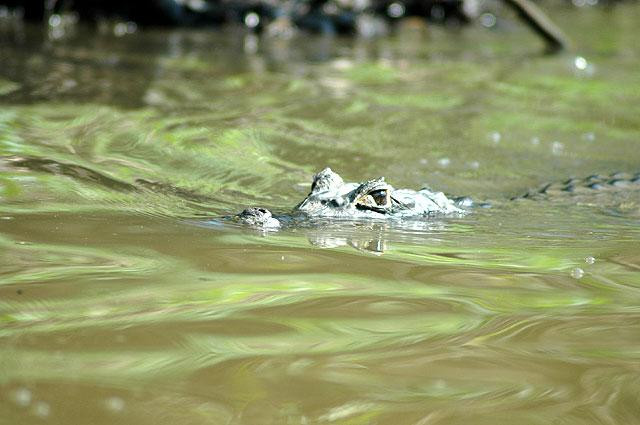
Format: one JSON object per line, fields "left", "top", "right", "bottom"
{"left": 237, "top": 166, "right": 640, "bottom": 231}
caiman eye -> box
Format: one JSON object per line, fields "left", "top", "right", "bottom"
{"left": 356, "top": 188, "right": 390, "bottom": 211}
{"left": 368, "top": 189, "right": 389, "bottom": 206}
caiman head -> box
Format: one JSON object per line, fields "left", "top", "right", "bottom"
{"left": 295, "top": 167, "right": 396, "bottom": 217}
{"left": 236, "top": 167, "right": 464, "bottom": 227}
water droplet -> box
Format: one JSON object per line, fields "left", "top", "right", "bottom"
{"left": 244, "top": 12, "right": 260, "bottom": 29}
{"left": 281, "top": 255, "right": 285, "bottom": 261}
{"left": 105, "top": 396, "right": 125, "bottom": 413}
{"left": 573, "top": 56, "right": 596, "bottom": 76}
{"left": 479, "top": 13, "right": 497, "bottom": 28}
{"left": 468, "top": 161, "right": 480, "bottom": 170}
{"left": 585, "top": 256, "right": 595, "bottom": 264}
{"left": 574, "top": 56, "right": 588, "bottom": 70}
{"left": 48, "top": 14, "right": 61, "bottom": 27}
{"left": 437, "top": 158, "right": 450, "bottom": 167}
{"left": 419, "top": 158, "right": 428, "bottom": 165}
{"left": 571, "top": 267, "right": 584, "bottom": 279}
{"left": 551, "top": 141, "right": 564, "bottom": 155}
{"left": 387, "top": 2, "right": 405, "bottom": 18}
{"left": 33, "top": 401, "right": 50, "bottom": 418}
{"left": 489, "top": 131, "right": 501, "bottom": 144}
{"left": 13, "top": 388, "right": 32, "bottom": 407}
{"left": 531, "top": 137, "right": 540, "bottom": 146}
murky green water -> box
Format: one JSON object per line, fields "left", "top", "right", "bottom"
{"left": 1, "top": 5, "right": 640, "bottom": 424}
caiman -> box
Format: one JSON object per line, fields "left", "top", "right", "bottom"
{"left": 237, "top": 167, "right": 640, "bottom": 228}
{"left": 2, "top": 156, "right": 637, "bottom": 231}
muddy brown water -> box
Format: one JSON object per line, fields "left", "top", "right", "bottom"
{"left": 1, "top": 5, "right": 639, "bottom": 425}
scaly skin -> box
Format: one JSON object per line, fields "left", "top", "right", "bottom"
{"left": 514, "top": 172, "right": 640, "bottom": 200}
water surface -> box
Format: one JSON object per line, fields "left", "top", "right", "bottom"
{"left": 1, "top": 6, "right": 640, "bottom": 424}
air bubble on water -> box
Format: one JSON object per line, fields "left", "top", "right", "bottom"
{"left": 573, "top": 56, "right": 596, "bottom": 76}
{"left": 105, "top": 396, "right": 125, "bottom": 413}
{"left": 33, "top": 401, "right": 50, "bottom": 418}
{"left": 571, "top": 267, "right": 584, "bottom": 279}
{"left": 13, "top": 388, "right": 32, "bottom": 407}
{"left": 574, "top": 56, "right": 588, "bottom": 70}
{"left": 437, "top": 158, "right": 450, "bottom": 167}
{"left": 479, "top": 13, "right": 497, "bottom": 28}
{"left": 585, "top": 256, "right": 595, "bottom": 265}
{"left": 48, "top": 14, "right": 62, "bottom": 27}
{"left": 551, "top": 141, "right": 564, "bottom": 155}
{"left": 244, "top": 12, "right": 260, "bottom": 29}
{"left": 387, "top": 2, "right": 405, "bottom": 18}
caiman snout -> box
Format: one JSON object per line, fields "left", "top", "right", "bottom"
{"left": 237, "top": 207, "right": 281, "bottom": 228}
